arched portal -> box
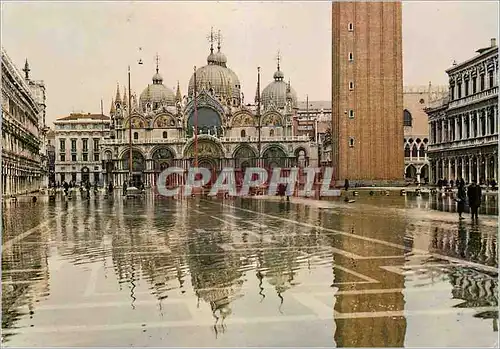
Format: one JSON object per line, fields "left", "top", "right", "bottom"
{"left": 420, "top": 164, "right": 429, "bottom": 183}
{"left": 152, "top": 147, "right": 175, "bottom": 172}
{"left": 187, "top": 107, "right": 223, "bottom": 137}
{"left": 405, "top": 165, "right": 417, "bottom": 179}
{"left": 262, "top": 145, "right": 287, "bottom": 169}
{"left": 233, "top": 145, "right": 257, "bottom": 168}
{"left": 121, "top": 149, "right": 146, "bottom": 186}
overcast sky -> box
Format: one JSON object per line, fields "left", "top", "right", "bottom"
{"left": 1, "top": 1, "right": 498, "bottom": 126}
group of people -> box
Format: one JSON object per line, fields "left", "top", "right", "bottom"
{"left": 438, "top": 178, "right": 497, "bottom": 190}
{"left": 455, "top": 179, "right": 482, "bottom": 221}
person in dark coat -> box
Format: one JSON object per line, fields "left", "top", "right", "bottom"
{"left": 456, "top": 179, "right": 466, "bottom": 220}
{"left": 344, "top": 179, "right": 350, "bottom": 192}
{"left": 63, "top": 181, "right": 69, "bottom": 196}
{"left": 108, "top": 181, "right": 114, "bottom": 194}
{"left": 122, "top": 181, "right": 128, "bottom": 196}
{"left": 467, "top": 181, "right": 482, "bottom": 221}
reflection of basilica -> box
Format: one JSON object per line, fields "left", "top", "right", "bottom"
{"left": 101, "top": 30, "right": 316, "bottom": 187}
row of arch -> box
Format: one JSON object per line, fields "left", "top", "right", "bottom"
{"left": 104, "top": 142, "right": 308, "bottom": 165}
{"left": 404, "top": 164, "right": 429, "bottom": 181}
{"left": 404, "top": 143, "right": 427, "bottom": 158}
{"left": 122, "top": 108, "right": 286, "bottom": 129}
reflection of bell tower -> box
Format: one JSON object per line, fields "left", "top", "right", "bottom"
{"left": 332, "top": 215, "right": 407, "bottom": 346}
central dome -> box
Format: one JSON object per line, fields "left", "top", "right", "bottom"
{"left": 139, "top": 68, "right": 175, "bottom": 111}
{"left": 188, "top": 40, "right": 241, "bottom": 103}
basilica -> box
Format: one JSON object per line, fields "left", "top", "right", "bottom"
{"left": 101, "top": 33, "right": 317, "bottom": 187}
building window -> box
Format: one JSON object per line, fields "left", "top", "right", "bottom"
{"left": 472, "top": 77, "right": 477, "bottom": 94}
{"left": 71, "top": 173, "right": 77, "bottom": 182}
{"left": 270, "top": 129, "right": 275, "bottom": 137}
{"left": 348, "top": 23, "right": 354, "bottom": 31}
{"left": 465, "top": 81, "right": 469, "bottom": 96}
{"left": 71, "top": 139, "right": 77, "bottom": 152}
{"left": 489, "top": 71, "right": 494, "bottom": 88}
{"left": 162, "top": 131, "right": 168, "bottom": 139}
{"left": 82, "top": 139, "right": 88, "bottom": 152}
{"left": 59, "top": 139, "right": 65, "bottom": 151}
{"left": 348, "top": 52, "right": 354, "bottom": 61}
{"left": 457, "top": 82, "right": 462, "bottom": 99}
{"left": 348, "top": 110, "right": 355, "bottom": 119}
{"left": 60, "top": 154, "right": 65, "bottom": 162}
{"left": 349, "top": 81, "right": 354, "bottom": 90}
{"left": 72, "top": 154, "right": 77, "bottom": 162}
{"left": 450, "top": 86, "right": 455, "bottom": 100}
{"left": 83, "top": 154, "right": 88, "bottom": 162}
{"left": 94, "top": 153, "right": 99, "bottom": 161}
{"left": 93, "top": 139, "right": 99, "bottom": 151}
{"left": 133, "top": 132, "right": 138, "bottom": 140}
{"left": 60, "top": 174, "right": 65, "bottom": 182}
{"left": 480, "top": 74, "right": 485, "bottom": 91}
{"left": 349, "top": 137, "right": 355, "bottom": 148}
{"left": 241, "top": 129, "right": 246, "bottom": 138}
{"left": 403, "top": 109, "right": 412, "bottom": 127}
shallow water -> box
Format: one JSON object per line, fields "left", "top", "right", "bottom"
{"left": 2, "top": 193, "right": 498, "bottom": 347}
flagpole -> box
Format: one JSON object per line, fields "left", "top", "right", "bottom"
{"left": 257, "top": 66, "right": 261, "bottom": 168}
{"left": 193, "top": 66, "right": 198, "bottom": 168}
{"left": 128, "top": 65, "right": 132, "bottom": 183}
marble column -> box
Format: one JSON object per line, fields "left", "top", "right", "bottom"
{"left": 468, "top": 157, "right": 472, "bottom": 183}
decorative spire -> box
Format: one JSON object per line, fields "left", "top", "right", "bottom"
{"left": 273, "top": 51, "right": 285, "bottom": 81}
{"left": 217, "top": 29, "right": 222, "bottom": 52}
{"left": 176, "top": 81, "right": 182, "bottom": 102}
{"left": 110, "top": 98, "right": 116, "bottom": 114}
{"left": 155, "top": 52, "right": 160, "bottom": 74}
{"left": 115, "top": 83, "right": 121, "bottom": 104}
{"left": 255, "top": 66, "right": 261, "bottom": 104}
{"left": 207, "top": 26, "right": 215, "bottom": 54}
{"left": 22, "top": 59, "right": 30, "bottom": 80}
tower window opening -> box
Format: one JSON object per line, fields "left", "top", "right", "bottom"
{"left": 348, "top": 52, "right": 354, "bottom": 61}
{"left": 349, "top": 137, "right": 355, "bottom": 148}
{"left": 162, "top": 131, "right": 167, "bottom": 139}
{"left": 133, "top": 132, "right": 138, "bottom": 140}
{"left": 240, "top": 129, "right": 246, "bottom": 138}
{"left": 348, "top": 23, "right": 354, "bottom": 31}
{"left": 349, "top": 81, "right": 354, "bottom": 90}
{"left": 349, "top": 110, "right": 355, "bottom": 119}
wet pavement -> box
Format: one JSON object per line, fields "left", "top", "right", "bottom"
{"left": 2, "top": 193, "right": 498, "bottom": 347}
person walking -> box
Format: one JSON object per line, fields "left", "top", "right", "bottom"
{"left": 467, "top": 181, "right": 482, "bottom": 221}
{"left": 63, "top": 181, "right": 69, "bottom": 196}
{"left": 122, "top": 181, "right": 128, "bottom": 196}
{"left": 456, "top": 179, "right": 466, "bottom": 220}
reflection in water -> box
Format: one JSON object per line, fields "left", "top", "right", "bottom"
{"left": 1, "top": 193, "right": 498, "bottom": 347}
{"left": 405, "top": 192, "right": 498, "bottom": 216}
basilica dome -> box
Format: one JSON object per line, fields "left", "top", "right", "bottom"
{"left": 188, "top": 45, "right": 241, "bottom": 102}
{"left": 261, "top": 65, "right": 298, "bottom": 110}
{"left": 139, "top": 69, "right": 175, "bottom": 111}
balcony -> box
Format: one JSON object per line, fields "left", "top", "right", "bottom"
{"left": 428, "top": 134, "right": 498, "bottom": 152}
{"left": 101, "top": 135, "right": 311, "bottom": 146}
{"left": 448, "top": 86, "right": 498, "bottom": 110}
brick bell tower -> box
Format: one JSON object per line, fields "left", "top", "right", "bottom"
{"left": 332, "top": 1, "right": 404, "bottom": 186}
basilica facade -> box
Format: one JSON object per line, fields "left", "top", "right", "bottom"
{"left": 101, "top": 36, "right": 317, "bottom": 187}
